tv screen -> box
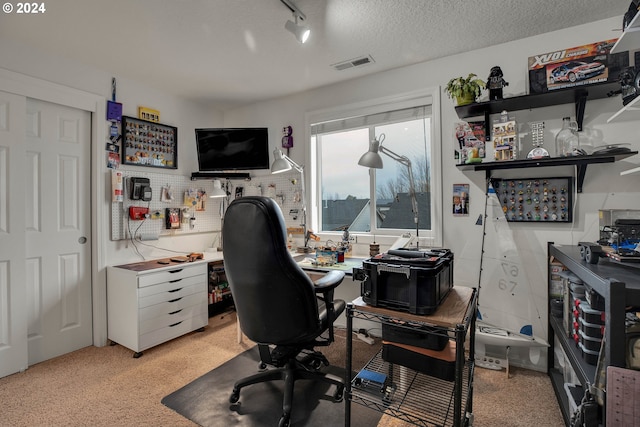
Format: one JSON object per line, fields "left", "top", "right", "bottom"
{"left": 195, "top": 127, "right": 270, "bottom": 171}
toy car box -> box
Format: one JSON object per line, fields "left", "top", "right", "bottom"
{"left": 528, "top": 39, "right": 628, "bottom": 94}
{"left": 356, "top": 248, "right": 453, "bottom": 315}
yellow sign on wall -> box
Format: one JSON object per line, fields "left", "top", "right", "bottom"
{"left": 138, "top": 106, "right": 160, "bottom": 123}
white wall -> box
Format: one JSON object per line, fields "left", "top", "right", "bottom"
{"left": 3, "top": 16, "right": 639, "bottom": 365}
{"left": 223, "top": 16, "right": 640, "bottom": 369}
{"left": 0, "top": 37, "right": 226, "bottom": 266}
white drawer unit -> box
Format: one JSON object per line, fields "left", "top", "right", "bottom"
{"left": 107, "top": 258, "right": 208, "bottom": 357}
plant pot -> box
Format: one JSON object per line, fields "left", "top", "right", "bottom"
{"left": 456, "top": 92, "right": 476, "bottom": 106}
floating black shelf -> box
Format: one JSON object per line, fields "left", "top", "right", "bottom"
{"left": 455, "top": 82, "right": 620, "bottom": 132}
{"left": 456, "top": 151, "right": 638, "bottom": 193}
{"left": 191, "top": 171, "right": 251, "bottom": 180}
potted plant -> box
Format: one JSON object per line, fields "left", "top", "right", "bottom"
{"left": 445, "top": 73, "right": 485, "bottom": 106}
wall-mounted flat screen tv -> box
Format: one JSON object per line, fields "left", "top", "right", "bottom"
{"left": 195, "top": 127, "right": 269, "bottom": 171}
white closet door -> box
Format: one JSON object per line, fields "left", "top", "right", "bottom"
{"left": 0, "top": 90, "right": 28, "bottom": 378}
{"left": 25, "top": 98, "right": 92, "bottom": 365}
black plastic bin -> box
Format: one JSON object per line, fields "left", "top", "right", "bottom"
{"left": 357, "top": 249, "right": 453, "bottom": 315}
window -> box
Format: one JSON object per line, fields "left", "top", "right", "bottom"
{"left": 308, "top": 89, "right": 442, "bottom": 245}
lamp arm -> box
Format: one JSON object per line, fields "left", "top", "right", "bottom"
{"left": 405, "top": 164, "right": 419, "bottom": 225}
{"left": 378, "top": 146, "right": 418, "bottom": 223}
{"left": 379, "top": 145, "right": 419, "bottom": 248}
{"left": 378, "top": 145, "right": 410, "bottom": 168}
{"left": 280, "top": 153, "right": 304, "bottom": 174}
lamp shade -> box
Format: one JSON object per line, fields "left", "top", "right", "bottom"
{"left": 285, "top": 19, "right": 310, "bottom": 43}
{"left": 358, "top": 138, "right": 383, "bottom": 169}
{"left": 271, "top": 148, "right": 292, "bottom": 174}
{"left": 209, "top": 179, "right": 227, "bottom": 198}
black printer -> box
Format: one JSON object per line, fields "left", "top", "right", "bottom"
{"left": 353, "top": 248, "right": 453, "bottom": 315}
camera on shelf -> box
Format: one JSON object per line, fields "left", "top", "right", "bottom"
{"left": 623, "top": 1, "right": 640, "bottom": 31}
{"left": 608, "top": 66, "right": 640, "bottom": 106}
{"left": 620, "top": 66, "right": 640, "bottom": 106}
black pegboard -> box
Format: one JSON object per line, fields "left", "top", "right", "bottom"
{"left": 490, "top": 177, "right": 573, "bottom": 223}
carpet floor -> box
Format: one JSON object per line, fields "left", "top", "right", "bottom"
{"left": 0, "top": 310, "right": 564, "bottom": 426}
{"left": 162, "top": 346, "right": 382, "bottom": 427}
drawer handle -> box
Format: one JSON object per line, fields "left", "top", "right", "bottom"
{"left": 168, "top": 297, "right": 183, "bottom": 303}
{"left": 168, "top": 287, "right": 183, "bottom": 293}
{"left": 169, "top": 278, "right": 183, "bottom": 283}
{"left": 169, "top": 309, "right": 183, "bottom": 315}
{"left": 169, "top": 269, "right": 183, "bottom": 274}
{"left": 169, "top": 321, "right": 183, "bottom": 327}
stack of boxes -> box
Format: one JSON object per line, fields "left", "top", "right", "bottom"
{"left": 381, "top": 323, "right": 454, "bottom": 381}
{"left": 575, "top": 302, "right": 605, "bottom": 365}
{"left": 558, "top": 270, "right": 605, "bottom": 366}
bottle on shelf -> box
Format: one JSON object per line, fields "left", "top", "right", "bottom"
{"left": 555, "top": 117, "right": 580, "bottom": 157}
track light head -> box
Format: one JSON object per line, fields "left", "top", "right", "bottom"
{"left": 280, "top": 0, "right": 310, "bottom": 43}
{"left": 285, "top": 14, "right": 310, "bottom": 43}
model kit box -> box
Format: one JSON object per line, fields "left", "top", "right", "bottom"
{"left": 528, "top": 39, "right": 628, "bottom": 94}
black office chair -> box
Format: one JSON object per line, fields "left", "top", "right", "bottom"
{"left": 222, "top": 196, "right": 346, "bottom": 427}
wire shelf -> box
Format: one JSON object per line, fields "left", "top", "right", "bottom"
{"left": 350, "top": 349, "right": 473, "bottom": 427}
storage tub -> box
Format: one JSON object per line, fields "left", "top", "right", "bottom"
{"left": 578, "top": 302, "right": 605, "bottom": 325}
{"left": 578, "top": 342, "right": 599, "bottom": 365}
{"left": 579, "top": 317, "right": 604, "bottom": 340}
{"left": 382, "top": 322, "right": 448, "bottom": 351}
{"left": 382, "top": 340, "right": 456, "bottom": 381}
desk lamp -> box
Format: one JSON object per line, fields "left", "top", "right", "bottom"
{"left": 209, "top": 179, "right": 229, "bottom": 250}
{"left": 358, "top": 133, "right": 420, "bottom": 249}
{"left": 209, "top": 179, "right": 227, "bottom": 198}
{"left": 271, "top": 148, "right": 311, "bottom": 252}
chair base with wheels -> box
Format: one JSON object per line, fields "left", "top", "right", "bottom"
{"left": 229, "top": 344, "right": 345, "bottom": 427}
{"left": 222, "top": 196, "right": 346, "bottom": 427}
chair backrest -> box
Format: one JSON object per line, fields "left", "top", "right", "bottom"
{"left": 222, "top": 196, "right": 321, "bottom": 345}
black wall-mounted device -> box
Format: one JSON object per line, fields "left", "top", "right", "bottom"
{"left": 129, "top": 177, "right": 152, "bottom": 201}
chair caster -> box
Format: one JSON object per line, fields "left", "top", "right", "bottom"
{"left": 278, "top": 415, "right": 290, "bottom": 427}
{"left": 309, "top": 359, "right": 322, "bottom": 370}
{"left": 229, "top": 390, "right": 240, "bottom": 404}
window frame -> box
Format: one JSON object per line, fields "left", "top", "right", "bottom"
{"left": 305, "top": 87, "right": 443, "bottom": 247}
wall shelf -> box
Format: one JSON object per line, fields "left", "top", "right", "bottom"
{"left": 190, "top": 171, "right": 251, "bottom": 180}
{"left": 621, "top": 166, "right": 640, "bottom": 175}
{"left": 606, "top": 94, "right": 640, "bottom": 123}
{"left": 456, "top": 152, "right": 638, "bottom": 192}
{"left": 610, "top": 13, "right": 640, "bottom": 54}
{"left": 455, "top": 82, "right": 619, "bottom": 133}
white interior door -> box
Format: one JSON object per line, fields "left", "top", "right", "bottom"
{"left": 25, "top": 98, "right": 92, "bottom": 365}
{"left": 0, "top": 91, "right": 28, "bottom": 378}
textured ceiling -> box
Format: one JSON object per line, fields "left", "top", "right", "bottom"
{"left": 0, "top": 0, "right": 628, "bottom": 109}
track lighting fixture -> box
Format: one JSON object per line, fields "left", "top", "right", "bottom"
{"left": 280, "top": 0, "right": 310, "bottom": 43}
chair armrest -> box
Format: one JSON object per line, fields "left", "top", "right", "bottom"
{"left": 313, "top": 270, "right": 345, "bottom": 344}
{"left": 312, "top": 270, "right": 345, "bottom": 293}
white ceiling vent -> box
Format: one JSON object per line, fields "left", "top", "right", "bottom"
{"left": 331, "top": 55, "right": 375, "bottom": 71}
